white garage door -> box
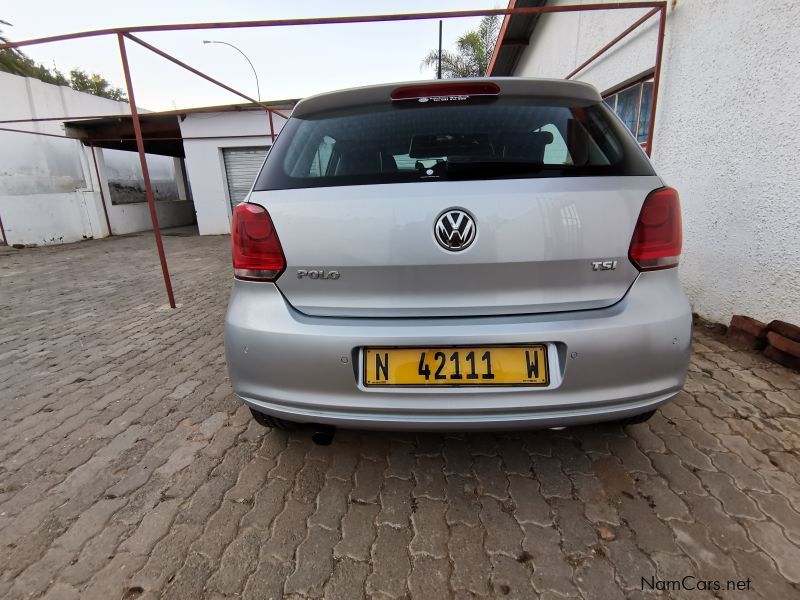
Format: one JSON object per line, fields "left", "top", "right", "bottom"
{"left": 223, "top": 146, "right": 269, "bottom": 210}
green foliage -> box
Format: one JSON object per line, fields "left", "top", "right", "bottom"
{"left": 421, "top": 15, "right": 501, "bottom": 78}
{"left": 68, "top": 68, "right": 127, "bottom": 101}
{"left": 0, "top": 22, "right": 127, "bottom": 102}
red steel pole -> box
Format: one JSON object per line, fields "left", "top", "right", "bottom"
{"left": 1, "top": 128, "right": 299, "bottom": 143}
{"left": 0, "top": 3, "right": 669, "bottom": 51}
{"left": 268, "top": 110, "right": 275, "bottom": 143}
{"left": 117, "top": 33, "right": 177, "bottom": 308}
{"left": 487, "top": 0, "right": 516, "bottom": 75}
{"left": 0, "top": 114, "right": 118, "bottom": 125}
{"left": 645, "top": 5, "right": 667, "bottom": 157}
{"left": 0, "top": 105, "right": 294, "bottom": 126}
{"left": 90, "top": 145, "right": 113, "bottom": 237}
{"left": 0, "top": 126, "right": 69, "bottom": 139}
{"left": 565, "top": 7, "right": 660, "bottom": 79}
{"left": 124, "top": 33, "right": 271, "bottom": 111}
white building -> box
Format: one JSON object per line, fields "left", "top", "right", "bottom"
{"left": 179, "top": 107, "right": 290, "bottom": 236}
{"left": 489, "top": 0, "right": 800, "bottom": 325}
{"left": 0, "top": 71, "right": 194, "bottom": 245}
{"left": 0, "top": 70, "right": 294, "bottom": 245}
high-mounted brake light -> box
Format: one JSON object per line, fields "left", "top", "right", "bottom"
{"left": 390, "top": 82, "right": 500, "bottom": 101}
{"left": 629, "top": 187, "right": 682, "bottom": 271}
{"left": 231, "top": 203, "right": 286, "bottom": 281}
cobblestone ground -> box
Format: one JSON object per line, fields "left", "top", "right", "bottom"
{"left": 1, "top": 230, "right": 799, "bottom": 600}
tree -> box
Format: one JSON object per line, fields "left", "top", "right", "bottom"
{"left": 421, "top": 15, "right": 500, "bottom": 78}
{"left": 68, "top": 68, "right": 127, "bottom": 102}
{"left": 0, "top": 21, "right": 127, "bottom": 101}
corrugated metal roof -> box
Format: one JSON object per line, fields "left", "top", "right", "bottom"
{"left": 61, "top": 99, "right": 297, "bottom": 158}
{"left": 487, "top": 0, "right": 548, "bottom": 76}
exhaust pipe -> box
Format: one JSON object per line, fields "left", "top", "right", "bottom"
{"left": 311, "top": 424, "right": 336, "bottom": 446}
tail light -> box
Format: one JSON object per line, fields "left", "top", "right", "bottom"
{"left": 232, "top": 203, "right": 285, "bottom": 281}
{"left": 390, "top": 82, "right": 500, "bottom": 101}
{"left": 629, "top": 187, "right": 682, "bottom": 271}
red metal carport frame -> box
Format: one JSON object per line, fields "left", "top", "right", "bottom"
{"left": 0, "top": 1, "right": 668, "bottom": 305}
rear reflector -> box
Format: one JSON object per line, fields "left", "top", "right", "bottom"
{"left": 629, "top": 187, "right": 682, "bottom": 271}
{"left": 390, "top": 82, "right": 500, "bottom": 101}
{"left": 232, "top": 203, "right": 286, "bottom": 281}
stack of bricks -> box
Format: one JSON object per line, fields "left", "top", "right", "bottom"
{"left": 727, "top": 315, "right": 800, "bottom": 370}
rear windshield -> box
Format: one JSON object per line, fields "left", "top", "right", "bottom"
{"left": 255, "top": 96, "right": 653, "bottom": 191}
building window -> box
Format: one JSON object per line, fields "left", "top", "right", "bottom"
{"left": 604, "top": 79, "right": 653, "bottom": 146}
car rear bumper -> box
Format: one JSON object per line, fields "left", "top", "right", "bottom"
{"left": 224, "top": 270, "right": 692, "bottom": 431}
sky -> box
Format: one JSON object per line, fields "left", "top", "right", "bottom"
{"left": 3, "top": 0, "right": 499, "bottom": 112}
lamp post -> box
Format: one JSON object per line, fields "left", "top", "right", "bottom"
{"left": 437, "top": 20, "right": 443, "bottom": 79}
{"left": 202, "top": 40, "right": 261, "bottom": 102}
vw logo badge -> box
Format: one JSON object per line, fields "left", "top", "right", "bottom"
{"left": 434, "top": 208, "right": 476, "bottom": 252}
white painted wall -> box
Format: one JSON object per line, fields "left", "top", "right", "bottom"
{"left": 91, "top": 149, "right": 196, "bottom": 236}
{"left": 508, "top": 0, "right": 800, "bottom": 325}
{"left": 0, "top": 71, "right": 194, "bottom": 246}
{"left": 0, "top": 192, "right": 104, "bottom": 245}
{"left": 514, "top": 0, "right": 657, "bottom": 94}
{"left": 180, "top": 109, "right": 288, "bottom": 235}
{"left": 103, "top": 147, "right": 179, "bottom": 204}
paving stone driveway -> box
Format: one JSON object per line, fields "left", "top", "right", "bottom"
{"left": 1, "top": 230, "right": 799, "bottom": 600}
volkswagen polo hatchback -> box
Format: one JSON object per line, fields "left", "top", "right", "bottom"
{"left": 224, "top": 78, "right": 691, "bottom": 432}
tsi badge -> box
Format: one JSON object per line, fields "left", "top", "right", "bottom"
{"left": 591, "top": 260, "right": 618, "bottom": 271}
{"left": 297, "top": 269, "right": 340, "bottom": 280}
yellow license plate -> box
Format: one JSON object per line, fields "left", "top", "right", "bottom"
{"left": 364, "top": 345, "right": 549, "bottom": 387}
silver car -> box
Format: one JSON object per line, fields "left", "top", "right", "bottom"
{"left": 224, "top": 77, "right": 691, "bottom": 436}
